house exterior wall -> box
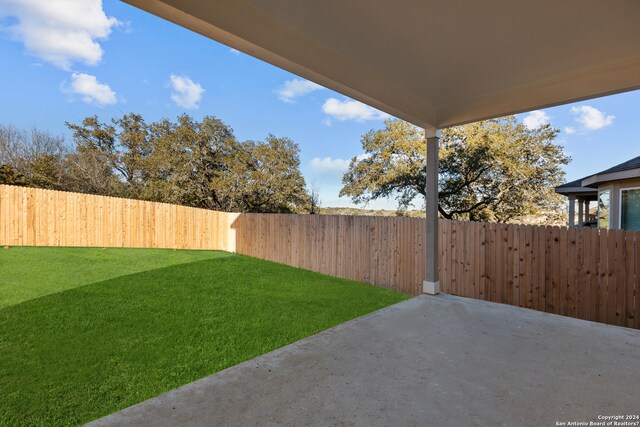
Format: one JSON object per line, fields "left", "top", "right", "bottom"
{"left": 597, "top": 177, "right": 640, "bottom": 229}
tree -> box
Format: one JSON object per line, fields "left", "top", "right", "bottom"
{"left": 64, "top": 149, "right": 116, "bottom": 195}
{"left": 0, "top": 124, "right": 67, "bottom": 189}
{"left": 229, "top": 135, "right": 311, "bottom": 213}
{"left": 308, "top": 182, "right": 321, "bottom": 214}
{"left": 143, "top": 114, "right": 241, "bottom": 210}
{"left": 66, "top": 115, "right": 147, "bottom": 197}
{"left": 140, "top": 117, "right": 181, "bottom": 203}
{"left": 0, "top": 164, "right": 28, "bottom": 186}
{"left": 340, "top": 117, "right": 570, "bottom": 222}
{"left": 63, "top": 113, "right": 311, "bottom": 213}
{"left": 142, "top": 118, "right": 310, "bottom": 213}
{"left": 113, "top": 114, "right": 152, "bottom": 198}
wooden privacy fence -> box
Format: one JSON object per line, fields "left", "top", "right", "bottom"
{"left": 439, "top": 221, "right": 639, "bottom": 330}
{"left": 233, "top": 213, "right": 426, "bottom": 295}
{"left": 234, "top": 214, "right": 639, "bottom": 329}
{"left": 1, "top": 185, "right": 638, "bottom": 329}
{"left": 0, "top": 185, "right": 235, "bottom": 251}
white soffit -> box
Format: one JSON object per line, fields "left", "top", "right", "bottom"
{"left": 123, "top": 0, "right": 640, "bottom": 130}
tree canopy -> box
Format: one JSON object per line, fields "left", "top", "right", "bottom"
{"left": 340, "top": 117, "right": 570, "bottom": 222}
{"left": 1, "top": 114, "right": 312, "bottom": 213}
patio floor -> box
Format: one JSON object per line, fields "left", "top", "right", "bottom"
{"left": 88, "top": 294, "right": 640, "bottom": 426}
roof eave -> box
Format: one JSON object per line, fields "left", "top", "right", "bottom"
{"left": 582, "top": 169, "right": 640, "bottom": 187}
{"left": 555, "top": 187, "right": 598, "bottom": 197}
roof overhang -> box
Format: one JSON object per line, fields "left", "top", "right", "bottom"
{"left": 555, "top": 187, "right": 598, "bottom": 195}
{"left": 554, "top": 186, "right": 598, "bottom": 201}
{"left": 122, "top": 0, "right": 640, "bottom": 130}
{"left": 582, "top": 169, "right": 640, "bottom": 187}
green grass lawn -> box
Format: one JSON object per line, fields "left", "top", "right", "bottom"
{"left": 0, "top": 247, "right": 408, "bottom": 426}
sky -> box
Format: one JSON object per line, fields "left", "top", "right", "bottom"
{"left": 1, "top": 0, "right": 639, "bottom": 210}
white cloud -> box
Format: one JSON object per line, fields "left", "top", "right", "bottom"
{"left": 309, "top": 154, "right": 371, "bottom": 175}
{"left": 169, "top": 74, "right": 204, "bottom": 109}
{"left": 275, "top": 79, "right": 323, "bottom": 103}
{"left": 322, "top": 98, "right": 390, "bottom": 122}
{"left": 522, "top": 110, "right": 550, "bottom": 129}
{"left": 322, "top": 118, "right": 332, "bottom": 127}
{"left": 0, "top": 0, "right": 120, "bottom": 69}
{"left": 310, "top": 157, "right": 351, "bottom": 175}
{"left": 564, "top": 126, "right": 576, "bottom": 134}
{"left": 571, "top": 105, "right": 614, "bottom": 130}
{"left": 63, "top": 73, "right": 116, "bottom": 106}
{"left": 229, "top": 48, "right": 240, "bottom": 55}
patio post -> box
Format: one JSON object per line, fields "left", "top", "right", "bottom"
{"left": 578, "top": 199, "right": 584, "bottom": 227}
{"left": 584, "top": 201, "right": 590, "bottom": 224}
{"left": 568, "top": 195, "right": 576, "bottom": 227}
{"left": 423, "top": 129, "right": 440, "bottom": 295}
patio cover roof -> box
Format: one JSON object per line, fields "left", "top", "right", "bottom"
{"left": 123, "top": 0, "right": 640, "bottom": 130}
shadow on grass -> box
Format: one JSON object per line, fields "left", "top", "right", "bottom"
{"left": 0, "top": 254, "right": 407, "bottom": 426}
{"left": 0, "top": 247, "right": 233, "bottom": 309}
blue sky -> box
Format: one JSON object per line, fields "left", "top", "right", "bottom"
{"left": 1, "top": 0, "right": 639, "bottom": 209}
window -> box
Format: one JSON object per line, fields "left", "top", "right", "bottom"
{"left": 598, "top": 189, "right": 610, "bottom": 229}
{"left": 621, "top": 188, "right": 640, "bottom": 231}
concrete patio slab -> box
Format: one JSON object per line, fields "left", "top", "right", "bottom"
{"left": 88, "top": 295, "right": 640, "bottom": 427}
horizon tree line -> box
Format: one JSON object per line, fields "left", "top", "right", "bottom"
{"left": 1, "top": 114, "right": 570, "bottom": 222}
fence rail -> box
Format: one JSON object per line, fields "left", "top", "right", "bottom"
{"left": 1, "top": 185, "right": 638, "bottom": 329}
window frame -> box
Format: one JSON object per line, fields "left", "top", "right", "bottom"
{"left": 619, "top": 186, "right": 640, "bottom": 231}
{"left": 598, "top": 188, "right": 611, "bottom": 230}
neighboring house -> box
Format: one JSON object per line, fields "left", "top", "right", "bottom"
{"left": 556, "top": 155, "right": 640, "bottom": 231}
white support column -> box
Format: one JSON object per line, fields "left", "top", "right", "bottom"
{"left": 578, "top": 199, "right": 584, "bottom": 227}
{"left": 423, "top": 129, "right": 440, "bottom": 295}
{"left": 568, "top": 195, "right": 576, "bottom": 228}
